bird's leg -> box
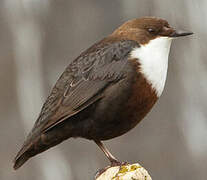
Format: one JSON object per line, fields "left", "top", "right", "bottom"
{"left": 94, "top": 140, "right": 121, "bottom": 166}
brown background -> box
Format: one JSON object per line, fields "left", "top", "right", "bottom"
{"left": 0, "top": 0, "right": 206, "bottom": 180}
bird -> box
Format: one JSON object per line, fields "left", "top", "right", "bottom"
{"left": 13, "top": 16, "right": 193, "bottom": 170}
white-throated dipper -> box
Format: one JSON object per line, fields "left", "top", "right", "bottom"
{"left": 13, "top": 17, "right": 193, "bottom": 169}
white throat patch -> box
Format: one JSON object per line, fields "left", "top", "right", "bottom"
{"left": 130, "top": 37, "right": 172, "bottom": 97}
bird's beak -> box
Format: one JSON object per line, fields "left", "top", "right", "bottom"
{"left": 170, "top": 30, "right": 193, "bottom": 37}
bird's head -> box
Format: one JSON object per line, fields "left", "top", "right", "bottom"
{"left": 112, "top": 17, "right": 193, "bottom": 45}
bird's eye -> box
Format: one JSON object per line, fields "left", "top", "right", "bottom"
{"left": 147, "top": 28, "right": 156, "bottom": 33}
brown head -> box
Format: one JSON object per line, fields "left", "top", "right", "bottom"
{"left": 112, "top": 17, "right": 193, "bottom": 44}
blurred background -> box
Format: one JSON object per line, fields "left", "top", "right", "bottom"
{"left": 0, "top": 0, "right": 206, "bottom": 180}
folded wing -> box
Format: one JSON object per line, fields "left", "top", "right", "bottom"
{"left": 14, "top": 39, "right": 139, "bottom": 163}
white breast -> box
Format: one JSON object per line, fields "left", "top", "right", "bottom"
{"left": 130, "top": 37, "right": 172, "bottom": 97}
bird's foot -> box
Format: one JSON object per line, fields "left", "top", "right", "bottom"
{"left": 110, "top": 159, "right": 129, "bottom": 167}
{"left": 95, "top": 161, "right": 129, "bottom": 179}
{"left": 95, "top": 166, "right": 110, "bottom": 179}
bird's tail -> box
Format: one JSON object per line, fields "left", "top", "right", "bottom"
{"left": 13, "top": 134, "right": 45, "bottom": 170}
{"left": 13, "top": 148, "right": 32, "bottom": 170}
{"left": 13, "top": 126, "right": 72, "bottom": 170}
{"left": 13, "top": 134, "right": 66, "bottom": 170}
{"left": 13, "top": 136, "right": 37, "bottom": 170}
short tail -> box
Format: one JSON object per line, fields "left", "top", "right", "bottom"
{"left": 13, "top": 151, "right": 31, "bottom": 170}
{"left": 13, "top": 136, "right": 39, "bottom": 170}
{"left": 13, "top": 135, "right": 54, "bottom": 170}
{"left": 13, "top": 126, "right": 72, "bottom": 170}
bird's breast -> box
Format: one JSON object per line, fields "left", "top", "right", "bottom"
{"left": 117, "top": 59, "right": 158, "bottom": 133}
{"left": 88, "top": 59, "right": 158, "bottom": 140}
{"left": 130, "top": 37, "right": 172, "bottom": 96}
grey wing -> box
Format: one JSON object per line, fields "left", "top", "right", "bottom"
{"left": 34, "top": 40, "right": 139, "bottom": 132}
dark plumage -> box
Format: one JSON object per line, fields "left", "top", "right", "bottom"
{"left": 13, "top": 17, "right": 193, "bottom": 169}
{"left": 14, "top": 39, "right": 142, "bottom": 169}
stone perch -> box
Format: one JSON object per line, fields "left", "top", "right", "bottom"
{"left": 95, "top": 163, "right": 152, "bottom": 180}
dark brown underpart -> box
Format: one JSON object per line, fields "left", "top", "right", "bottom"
{"left": 124, "top": 58, "right": 158, "bottom": 129}
{"left": 93, "top": 59, "right": 158, "bottom": 164}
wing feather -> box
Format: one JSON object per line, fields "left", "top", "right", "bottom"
{"left": 33, "top": 39, "right": 139, "bottom": 133}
